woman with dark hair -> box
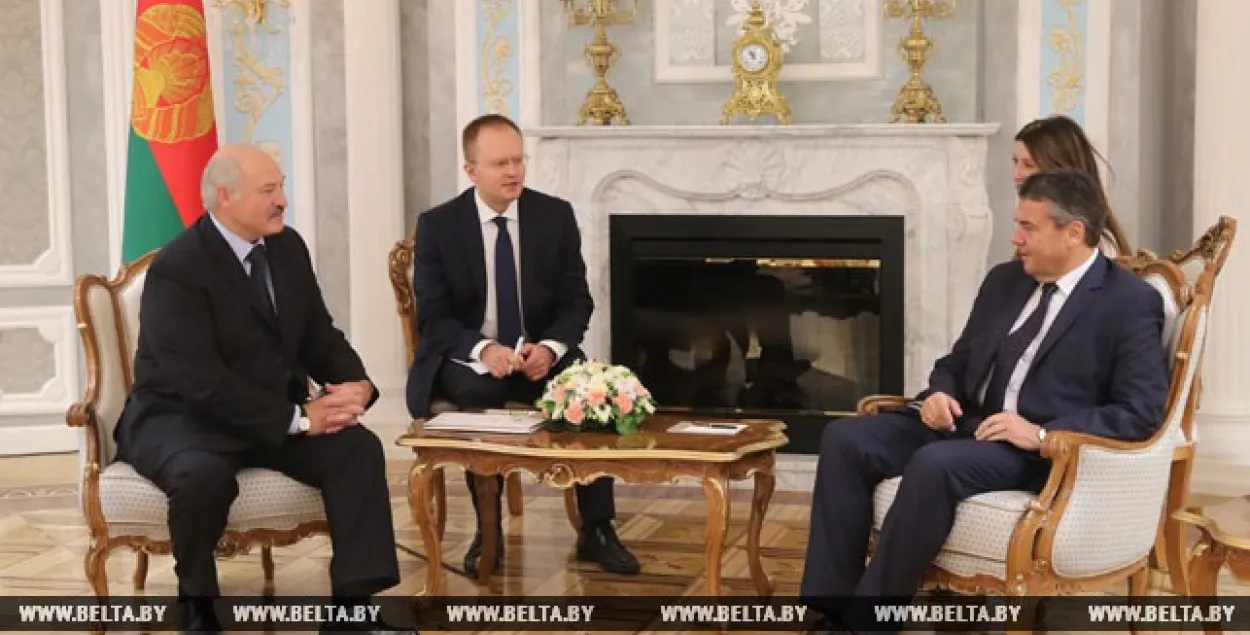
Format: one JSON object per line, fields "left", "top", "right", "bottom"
{"left": 1012, "top": 115, "right": 1132, "bottom": 256}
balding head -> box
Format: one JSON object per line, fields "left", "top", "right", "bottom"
{"left": 202, "top": 143, "right": 287, "bottom": 241}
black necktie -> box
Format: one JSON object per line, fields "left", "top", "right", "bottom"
{"left": 983, "top": 282, "right": 1058, "bottom": 414}
{"left": 246, "top": 244, "right": 277, "bottom": 321}
{"left": 492, "top": 216, "right": 522, "bottom": 346}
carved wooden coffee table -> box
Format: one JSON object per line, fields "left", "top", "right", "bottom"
{"left": 397, "top": 413, "right": 787, "bottom": 596}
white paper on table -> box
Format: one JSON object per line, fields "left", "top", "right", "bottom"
{"left": 422, "top": 411, "right": 544, "bottom": 434}
{"left": 666, "top": 420, "right": 746, "bottom": 436}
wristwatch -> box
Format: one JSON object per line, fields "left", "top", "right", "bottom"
{"left": 298, "top": 403, "right": 311, "bottom": 433}
{"left": 1036, "top": 426, "right": 1047, "bottom": 444}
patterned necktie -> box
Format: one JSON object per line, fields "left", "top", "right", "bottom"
{"left": 246, "top": 244, "right": 278, "bottom": 321}
{"left": 492, "top": 216, "right": 522, "bottom": 346}
{"left": 983, "top": 282, "right": 1058, "bottom": 414}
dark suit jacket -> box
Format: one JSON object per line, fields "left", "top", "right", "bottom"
{"left": 405, "top": 187, "right": 593, "bottom": 417}
{"left": 920, "top": 253, "right": 1169, "bottom": 441}
{"left": 114, "top": 215, "right": 378, "bottom": 469}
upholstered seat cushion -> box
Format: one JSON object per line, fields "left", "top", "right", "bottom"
{"left": 872, "top": 476, "right": 1034, "bottom": 579}
{"left": 97, "top": 462, "right": 326, "bottom": 541}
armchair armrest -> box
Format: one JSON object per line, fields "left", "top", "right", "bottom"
{"left": 66, "top": 400, "right": 104, "bottom": 470}
{"left": 64, "top": 398, "right": 110, "bottom": 540}
{"left": 857, "top": 394, "right": 910, "bottom": 416}
{"left": 1009, "top": 428, "right": 1173, "bottom": 581}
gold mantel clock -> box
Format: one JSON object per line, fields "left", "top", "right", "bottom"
{"left": 720, "top": 3, "right": 791, "bottom": 125}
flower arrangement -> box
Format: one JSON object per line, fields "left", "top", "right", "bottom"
{"left": 535, "top": 360, "right": 657, "bottom": 435}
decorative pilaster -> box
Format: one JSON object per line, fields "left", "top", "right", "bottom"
{"left": 1190, "top": 0, "right": 1250, "bottom": 493}
{"left": 344, "top": 0, "right": 406, "bottom": 391}
{"left": 1015, "top": 0, "right": 1111, "bottom": 153}
{"left": 100, "top": 0, "right": 137, "bottom": 275}
{"left": 453, "top": 0, "right": 542, "bottom": 190}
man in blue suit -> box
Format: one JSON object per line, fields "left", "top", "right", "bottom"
{"left": 799, "top": 170, "right": 1169, "bottom": 630}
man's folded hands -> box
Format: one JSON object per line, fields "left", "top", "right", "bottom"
{"left": 304, "top": 381, "right": 372, "bottom": 434}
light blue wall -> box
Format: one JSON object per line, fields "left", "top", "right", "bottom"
{"left": 476, "top": 0, "right": 521, "bottom": 117}
{"left": 218, "top": 3, "right": 296, "bottom": 226}
{"left": 1038, "top": 0, "right": 1089, "bottom": 124}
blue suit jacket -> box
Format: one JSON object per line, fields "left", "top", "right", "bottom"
{"left": 921, "top": 253, "right": 1169, "bottom": 441}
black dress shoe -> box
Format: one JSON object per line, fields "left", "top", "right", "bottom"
{"left": 463, "top": 530, "right": 504, "bottom": 578}
{"left": 177, "top": 599, "right": 222, "bottom": 633}
{"left": 576, "top": 521, "right": 640, "bottom": 574}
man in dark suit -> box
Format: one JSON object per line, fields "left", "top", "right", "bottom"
{"left": 799, "top": 170, "right": 1169, "bottom": 632}
{"left": 115, "top": 144, "right": 408, "bottom": 634}
{"left": 406, "top": 114, "right": 639, "bottom": 577}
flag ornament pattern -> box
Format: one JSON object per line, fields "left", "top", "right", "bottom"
{"left": 121, "top": 0, "right": 218, "bottom": 263}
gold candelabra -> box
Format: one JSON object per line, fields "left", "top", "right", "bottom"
{"left": 884, "top": 0, "right": 957, "bottom": 123}
{"left": 563, "top": 0, "right": 637, "bottom": 126}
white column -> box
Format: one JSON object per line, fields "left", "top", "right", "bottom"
{"left": 1190, "top": 0, "right": 1250, "bottom": 494}
{"left": 343, "top": 0, "right": 406, "bottom": 392}
{"left": 100, "top": 0, "right": 136, "bottom": 275}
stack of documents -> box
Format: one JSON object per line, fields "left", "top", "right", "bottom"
{"left": 421, "top": 411, "right": 544, "bottom": 435}
{"left": 666, "top": 420, "right": 747, "bottom": 436}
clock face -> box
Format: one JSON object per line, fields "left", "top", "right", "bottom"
{"left": 739, "top": 43, "right": 769, "bottom": 73}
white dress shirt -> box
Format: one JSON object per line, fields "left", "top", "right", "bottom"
{"left": 209, "top": 213, "right": 304, "bottom": 435}
{"left": 465, "top": 190, "right": 568, "bottom": 365}
{"left": 980, "top": 248, "right": 1100, "bottom": 413}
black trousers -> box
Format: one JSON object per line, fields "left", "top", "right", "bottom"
{"left": 799, "top": 410, "right": 1048, "bottom": 625}
{"left": 130, "top": 424, "right": 400, "bottom": 598}
{"left": 437, "top": 353, "right": 616, "bottom": 525}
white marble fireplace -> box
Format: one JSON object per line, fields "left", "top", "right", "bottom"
{"left": 527, "top": 124, "right": 1001, "bottom": 400}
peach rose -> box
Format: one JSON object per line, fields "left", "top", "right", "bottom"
{"left": 564, "top": 402, "right": 585, "bottom": 425}
{"left": 587, "top": 388, "right": 607, "bottom": 408}
{"left": 614, "top": 394, "right": 634, "bottom": 415}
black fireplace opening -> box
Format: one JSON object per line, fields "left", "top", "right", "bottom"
{"left": 609, "top": 214, "right": 904, "bottom": 454}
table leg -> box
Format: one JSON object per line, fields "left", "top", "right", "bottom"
{"left": 701, "top": 474, "right": 729, "bottom": 596}
{"left": 474, "top": 473, "right": 502, "bottom": 586}
{"left": 434, "top": 467, "right": 447, "bottom": 540}
{"left": 1188, "top": 536, "right": 1227, "bottom": 635}
{"left": 408, "top": 461, "right": 444, "bottom": 595}
{"left": 747, "top": 470, "right": 776, "bottom": 597}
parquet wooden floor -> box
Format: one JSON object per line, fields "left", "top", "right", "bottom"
{"left": 1, "top": 453, "right": 1247, "bottom": 634}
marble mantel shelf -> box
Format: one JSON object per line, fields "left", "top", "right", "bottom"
{"left": 527, "top": 123, "right": 1000, "bottom": 139}
{"left": 526, "top": 122, "right": 1002, "bottom": 401}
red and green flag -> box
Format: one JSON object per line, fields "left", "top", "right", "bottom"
{"left": 121, "top": 0, "right": 218, "bottom": 263}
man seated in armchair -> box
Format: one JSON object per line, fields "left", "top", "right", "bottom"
{"left": 114, "top": 144, "right": 408, "bottom": 633}
{"left": 406, "top": 114, "right": 639, "bottom": 577}
{"left": 799, "top": 170, "right": 1170, "bottom": 632}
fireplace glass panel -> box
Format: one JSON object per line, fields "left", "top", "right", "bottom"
{"left": 627, "top": 256, "right": 882, "bottom": 415}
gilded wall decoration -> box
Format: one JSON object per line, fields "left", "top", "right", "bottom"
{"left": 1045, "top": 0, "right": 1083, "bottom": 115}
{"left": 478, "top": 0, "right": 517, "bottom": 117}
{"left": 216, "top": 0, "right": 289, "bottom": 145}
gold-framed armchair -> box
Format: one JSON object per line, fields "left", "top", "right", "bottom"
{"left": 855, "top": 216, "right": 1234, "bottom": 620}
{"left": 387, "top": 233, "right": 581, "bottom": 538}
{"left": 1138, "top": 216, "right": 1237, "bottom": 593}
{"left": 67, "top": 252, "right": 329, "bottom": 596}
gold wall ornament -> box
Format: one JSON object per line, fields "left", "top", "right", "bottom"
{"left": 1046, "top": 0, "right": 1083, "bottom": 115}
{"left": 720, "top": 3, "right": 791, "bottom": 125}
{"left": 563, "top": 0, "right": 637, "bottom": 126}
{"left": 479, "top": 0, "right": 517, "bottom": 116}
{"left": 884, "top": 0, "right": 956, "bottom": 124}
{"left": 214, "top": 0, "right": 289, "bottom": 143}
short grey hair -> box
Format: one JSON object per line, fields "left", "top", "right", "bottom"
{"left": 1017, "top": 169, "right": 1108, "bottom": 248}
{"left": 200, "top": 153, "right": 243, "bottom": 210}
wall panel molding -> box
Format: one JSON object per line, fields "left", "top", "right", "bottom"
{"left": 0, "top": 306, "right": 79, "bottom": 417}
{"left": 0, "top": 0, "right": 73, "bottom": 288}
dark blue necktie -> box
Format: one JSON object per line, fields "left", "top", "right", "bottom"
{"left": 983, "top": 282, "right": 1058, "bottom": 414}
{"left": 492, "top": 216, "right": 522, "bottom": 346}
{"left": 246, "top": 244, "right": 277, "bottom": 321}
